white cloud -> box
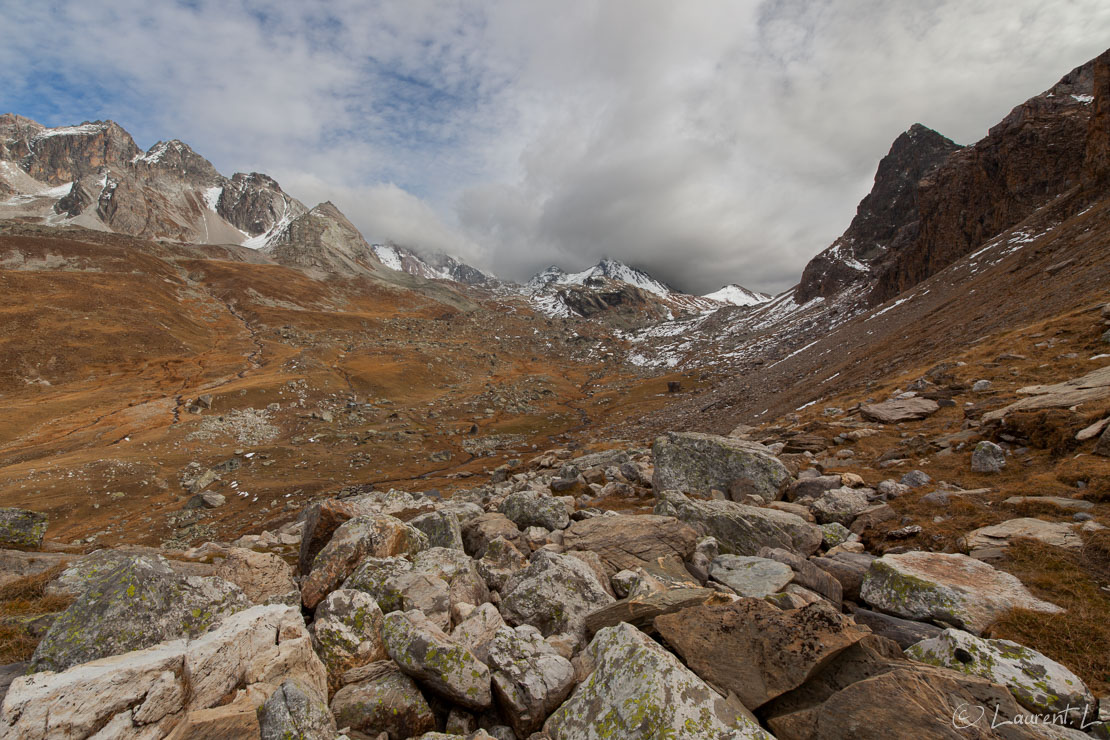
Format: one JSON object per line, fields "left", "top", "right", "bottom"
{"left": 1, "top": 1, "right": 1108, "bottom": 293}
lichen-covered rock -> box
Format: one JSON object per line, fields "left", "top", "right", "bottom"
{"left": 342, "top": 555, "right": 414, "bottom": 612}
{"left": 655, "top": 489, "right": 823, "bottom": 556}
{"left": 476, "top": 536, "right": 529, "bottom": 592}
{"left": 310, "top": 589, "right": 386, "bottom": 683}
{"left": 411, "top": 547, "right": 491, "bottom": 623}
{"left": 258, "top": 678, "right": 337, "bottom": 740}
{"left": 820, "top": 522, "right": 853, "bottom": 548}
{"left": 31, "top": 555, "right": 250, "bottom": 673}
{"left": 301, "top": 514, "right": 428, "bottom": 609}
{"left": 499, "top": 550, "right": 615, "bottom": 645}
{"left": 544, "top": 622, "right": 772, "bottom": 739}
{"left": 330, "top": 661, "right": 435, "bottom": 738}
{"left": 214, "top": 547, "right": 298, "bottom": 604}
{"left": 0, "top": 508, "right": 47, "bottom": 549}
{"left": 906, "top": 628, "right": 1096, "bottom": 725}
{"left": 709, "top": 555, "right": 793, "bottom": 597}
{"left": 562, "top": 514, "right": 698, "bottom": 577}
{"left": 487, "top": 625, "right": 575, "bottom": 737}
{"left": 971, "top": 440, "right": 1007, "bottom": 473}
{"left": 655, "top": 598, "right": 869, "bottom": 710}
{"left": 809, "top": 487, "right": 872, "bottom": 526}
{"left": 452, "top": 602, "right": 506, "bottom": 664}
{"left": 652, "top": 431, "right": 790, "bottom": 500}
{"left": 44, "top": 548, "right": 155, "bottom": 598}
{"left": 860, "top": 551, "right": 1062, "bottom": 634}
{"left": 411, "top": 510, "right": 466, "bottom": 550}
{"left": 463, "top": 512, "right": 526, "bottom": 559}
{"left": 499, "top": 490, "right": 570, "bottom": 531}
{"left": 383, "top": 609, "right": 492, "bottom": 710}
{"left": 2, "top": 605, "right": 326, "bottom": 739}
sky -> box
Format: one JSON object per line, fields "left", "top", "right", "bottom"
{"left": 1, "top": 1, "right": 1108, "bottom": 294}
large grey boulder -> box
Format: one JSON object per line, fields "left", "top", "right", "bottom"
{"left": 487, "top": 625, "right": 576, "bottom": 737}
{"left": 341, "top": 555, "right": 413, "bottom": 612}
{"left": 709, "top": 555, "right": 793, "bottom": 597}
{"left": 971, "top": 441, "right": 1007, "bottom": 473}
{"left": 499, "top": 550, "right": 615, "bottom": 645}
{"left": 300, "top": 514, "right": 428, "bottom": 609}
{"left": 452, "top": 602, "right": 506, "bottom": 664}
{"left": 31, "top": 555, "right": 249, "bottom": 673}
{"left": 860, "top": 551, "right": 1062, "bottom": 634}
{"left": 476, "top": 536, "right": 529, "bottom": 592}
{"left": 655, "top": 489, "right": 823, "bottom": 556}
{"left": 499, "top": 490, "right": 570, "bottom": 531}
{"left": 652, "top": 432, "right": 790, "bottom": 500}
{"left": 809, "top": 487, "right": 872, "bottom": 526}
{"left": 310, "top": 588, "right": 386, "bottom": 682}
{"left": 906, "top": 628, "right": 1096, "bottom": 726}
{"left": 0, "top": 508, "right": 47, "bottom": 549}
{"left": 562, "top": 513, "right": 698, "bottom": 577}
{"left": 410, "top": 510, "right": 465, "bottom": 550}
{"left": 544, "top": 622, "right": 772, "bottom": 739}
{"left": 383, "top": 609, "right": 493, "bottom": 710}
{"left": 258, "top": 678, "right": 337, "bottom": 740}
{"left": 330, "top": 661, "right": 435, "bottom": 738}
{"left": 213, "top": 547, "right": 298, "bottom": 604}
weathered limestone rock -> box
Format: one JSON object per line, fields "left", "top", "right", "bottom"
{"left": 410, "top": 510, "right": 466, "bottom": 550}
{"left": 809, "top": 487, "right": 872, "bottom": 526}
{"left": 906, "top": 628, "right": 1096, "bottom": 725}
{"left": 0, "top": 508, "right": 47, "bottom": 549}
{"left": 258, "top": 678, "right": 337, "bottom": 740}
{"left": 382, "top": 609, "right": 493, "bottom": 710}
{"left": 584, "top": 587, "right": 720, "bottom": 635}
{"left": 499, "top": 550, "right": 615, "bottom": 645}
{"left": 301, "top": 514, "right": 428, "bottom": 609}
{"left": 310, "top": 589, "right": 386, "bottom": 683}
{"left": 562, "top": 514, "right": 698, "bottom": 576}
{"left": 652, "top": 431, "right": 790, "bottom": 500}
{"left": 213, "top": 547, "right": 297, "bottom": 604}
{"left": 31, "top": 555, "right": 249, "bottom": 673}
{"left": 966, "top": 517, "right": 1084, "bottom": 550}
{"left": 463, "top": 512, "right": 525, "bottom": 559}
{"left": 544, "top": 622, "right": 772, "bottom": 739}
{"left": 757, "top": 547, "right": 844, "bottom": 605}
{"left": 487, "top": 625, "right": 575, "bottom": 737}
{"left": 341, "top": 555, "right": 413, "bottom": 612}
{"left": 476, "top": 536, "right": 529, "bottom": 593}
{"left": 860, "top": 551, "right": 1062, "bottom": 634}
{"left": 655, "top": 599, "right": 869, "bottom": 710}
{"left": 452, "top": 602, "right": 506, "bottom": 664}
{"left": 166, "top": 694, "right": 260, "bottom": 739}
{"left": 1, "top": 605, "right": 326, "bottom": 740}
{"left": 330, "top": 661, "right": 435, "bottom": 738}
{"left": 655, "top": 489, "right": 823, "bottom": 556}
{"left": 859, "top": 398, "right": 939, "bottom": 424}
{"left": 499, "top": 490, "right": 570, "bottom": 531}
{"left": 709, "top": 555, "right": 793, "bottom": 597}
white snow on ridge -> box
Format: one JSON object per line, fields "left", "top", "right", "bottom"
{"left": 373, "top": 244, "right": 405, "bottom": 271}
{"left": 703, "top": 284, "right": 771, "bottom": 306}
{"left": 32, "top": 123, "right": 108, "bottom": 140}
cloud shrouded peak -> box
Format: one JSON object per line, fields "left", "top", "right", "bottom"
{"left": 2, "top": 1, "right": 1108, "bottom": 293}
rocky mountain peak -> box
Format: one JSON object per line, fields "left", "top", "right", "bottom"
{"left": 795, "top": 123, "right": 960, "bottom": 304}
{"left": 18, "top": 119, "right": 141, "bottom": 186}
{"left": 132, "top": 139, "right": 221, "bottom": 185}
{"left": 1083, "top": 49, "right": 1110, "bottom": 187}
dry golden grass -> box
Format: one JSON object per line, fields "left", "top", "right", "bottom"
{"left": 0, "top": 564, "right": 74, "bottom": 664}
{"left": 989, "top": 535, "right": 1110, "bottom": 694}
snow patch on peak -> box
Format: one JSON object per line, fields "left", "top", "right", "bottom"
{"left": 703, "top": 284, "right": 772, "bottom": 307}
{"left": 202, "top": 186, "right": 222, "bottom": 212}
{"left": 373, "top": 244, "right": 405, "bottom": 271}
{"left": 32, "top": 123, "right": 109, "bottom": 140}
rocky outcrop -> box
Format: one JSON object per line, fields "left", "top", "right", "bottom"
{"left": 652, "top": 432, "right": 790, "bottom": 499}
{"left": 264, "top": 201, "right": 383, "bottom": 278}
{"left": 860, "top": 551, "right": 1062, "bottom": 634}
{"left": 655, "top": 489, "right": 823, "bottom": 556}
{"left": 499, "top": 550, "right": 614, "bottom": 644}
{"left": 796, "top": 123, "right": 961, "bottom": 303}
{"left": 544, "top": 622, "right": 772, "bottom": 739}
{"left": 562, "top": 513, "right": 698, "bottom": 576}
{"left": 310, "top": 589, "right": 386, "bottom": 682}
{"left": 487, "top": 625, "right": 576, "bottom": 737}
{"left": 330, "top": 661, "right": 436, "bottom": 738}
{"left": 0, "top": 507, "right": 47, "bottom": 549}
{"left": 382, "top": 609, "right": 493, "bottom": 710}
{"left": 258, "top": 678, "right": 337, "bottom": 740}
{"left": 30, "top": 554, "right": 250, "bottom": 673}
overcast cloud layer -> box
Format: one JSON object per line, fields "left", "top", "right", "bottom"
{"left": 2, "top": 1, "right": 1108, "bottom": 294}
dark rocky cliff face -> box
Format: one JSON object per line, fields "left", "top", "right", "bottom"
{"left": 1083, "top": 50, "right": 1110, "bottom": 189}
{"left": 869, "top": 57, "right": 1099, "bottom": 304}
{"left": 20, "top": 121, "right": 141, "bottom": 186}
{"left": 795, "top": 124, "right": 960, "bottom": 303}
{"left": 217, "top": 172, "right": 302, "bottom": 237}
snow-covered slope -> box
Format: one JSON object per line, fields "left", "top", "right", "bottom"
{"left": 370, "top": 243, "right": 499, "bottom": 287}
{"left": 526, "top": 258, "right": 671, "bottom": 297}
{"left": 703, "top": 284, "right": 772, "bottom": 307}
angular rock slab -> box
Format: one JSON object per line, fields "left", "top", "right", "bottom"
{"left": 859, "top": 397, "right": 940, "bottom": 424}
{"left": 562, "top": 513, "right": 699, "bottom": 576}
{"left": 655, "top": 489, "right": 823, "bottom": 556}
{"left": 906, "top": 628, "right": 1096, "bottom": 724}
{"left": 382, "top": 609, "right": 492, "bottom": 710}
{"left": 410, "top": 510, "right": 466, "bottom": 550}
{"left": 709, "top": 555, "right": 793, "bottom": 597}
{"left": 31, "top": 554, "right": 249, "bottom": 673}
{"left": 499, "top": 550, "right": 614, "bottom": 644}
{"left": 544, "top": 622, "right": 773, "bottom": 740}
{"left": 652, "top": 431, "right": 790, "bottom": 499}
{"left": 655, "top": 598, "right": 868, "bottom": 710}
{"left": 213, "top": 546, "right": 297, "bottom": 604}
{"left": 966, "top": 517, "right": 1083, "bottom": 550}
{"left": 499, "top": 490, "right": 571, "bottom": 531}
{"left": 330, "top": 661, "right": 436, "bottom": 739}
{"left": 301, "top": 514, "right": 428, "bottom": 609}
{"left": 487, "top": 625, "right": 575, "bottom": 737}
{"left": 860, "top": 551, "right": 1062, "bottom": 635}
